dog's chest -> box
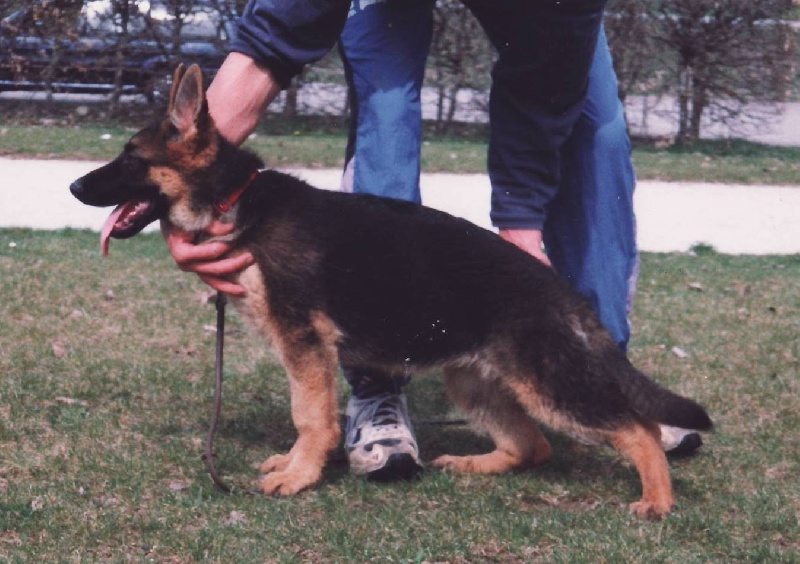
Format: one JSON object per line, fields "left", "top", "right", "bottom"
{"left": 229, "top": 264, "right": 278, "bottom": 347}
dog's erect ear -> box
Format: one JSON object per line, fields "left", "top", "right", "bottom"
{"left": 168, "top": 63, "right": 186, "bottom": 112}
{"left": 169, "top": 64, "right": 206, "bottom": 136}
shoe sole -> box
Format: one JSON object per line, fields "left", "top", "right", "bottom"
{"left": 666, "top": 432, "right": 703, "bottom": 458}
{"left": 366, "top": 452, "right": 423, "bottom": 482}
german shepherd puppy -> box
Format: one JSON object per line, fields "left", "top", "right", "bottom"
{"left": 70, "top": 64, "right": 711, "bottom": 518}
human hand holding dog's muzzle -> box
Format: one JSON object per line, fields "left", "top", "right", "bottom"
{"left": 161, "top": 219, "right": 254, "bottom": 296}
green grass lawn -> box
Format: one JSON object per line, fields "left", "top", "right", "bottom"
{"left": 1, "top": 122, "right": 799, "bottom": 184}
{"left": 1, "top": 229, "right": 798, "bottom": 561}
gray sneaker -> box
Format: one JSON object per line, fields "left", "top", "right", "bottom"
{"left": 345, "top": 393, "right": 423, "bottom": 481}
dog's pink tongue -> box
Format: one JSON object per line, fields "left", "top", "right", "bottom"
{"left": 100, "top": 204, "right": 126, "bottom": 256}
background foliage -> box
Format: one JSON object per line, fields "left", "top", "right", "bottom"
{"left": 1, "top": 0, "right": 798, "bottom": 142}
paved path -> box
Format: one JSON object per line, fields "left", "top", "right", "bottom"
{"left": 1, "top": 157, "right": 798, "bottom": 255}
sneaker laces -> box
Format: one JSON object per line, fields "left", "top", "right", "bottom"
{"left": 373, "top": 401, "right": 402, "bottom": 427}
{"left": 345, "top": 393, "right": 417, "bottom": 450}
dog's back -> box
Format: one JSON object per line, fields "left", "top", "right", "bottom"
{"left": 235, "top": 171, "right": 591, "bottom": 363}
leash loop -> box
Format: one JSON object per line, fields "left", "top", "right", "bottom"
{"left": 204, "top": 291, "right": 232, "bottom": 493}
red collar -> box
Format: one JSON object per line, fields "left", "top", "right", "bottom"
{"left": 214, "top": 170, "right": 260, "bottom": 215}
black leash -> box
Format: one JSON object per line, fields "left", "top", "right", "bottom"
{"left": 203, "top": 291, "right": 232, "bottom": 494}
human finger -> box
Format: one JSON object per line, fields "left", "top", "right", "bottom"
{"left": 204, "top": 219, "right": 238, "bottom": 237}
{"left": 190, "top": 251, "right": 255, "bottom": 276}
{"left": 198, "top": 273, "right": 247, "bottom": 296}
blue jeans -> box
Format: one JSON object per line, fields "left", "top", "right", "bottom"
{"left": 340, "top": 0, "right": 434, "bottom": 206}
{"left": 340, "top": 2, "right": 634, "bottom": 396}
{"left": 543, "top": 27, "right": 638, "bottom": 350}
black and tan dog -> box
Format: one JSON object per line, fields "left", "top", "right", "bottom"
{"left": 70, "top": 64, "right": 711, "bottom": 518}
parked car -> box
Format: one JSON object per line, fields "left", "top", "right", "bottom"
{"left": 0, "top": 0, "right": 237, "bottom": 100}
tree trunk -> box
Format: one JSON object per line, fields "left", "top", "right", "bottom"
{"left": 283, "top": 82, "right": 299, "bottom": 118}
{"left": 435, "top": 84, "right": 445, "bottom": 135}
{"left": 441, "top": 85, "right": 461, "bottom": 137}
{"left": 689, "top": 86, "right": 707, "bottom": 141}
{"left": 676, "top": 66, "right": 692, "bottom": 143}
{"left": 110, "top": 1, "right": 132, "bottom": 108}
{"left": 43, "top": 47, "right": 60, "bottom": 105}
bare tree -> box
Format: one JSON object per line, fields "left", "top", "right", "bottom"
{"left": 107, "top": 0, "right": 139, "bottom": 107}
{"left": 651, "top": 0, "right": 796, "bottom": 142}
{"left": 429, "top": 0, "right": 492, "bottom": 135}
{"left": 604, "top": 0, "right": 663, "bottom": 132}
{"left": 3, "top": 0, "right": 83, "bottom": 103}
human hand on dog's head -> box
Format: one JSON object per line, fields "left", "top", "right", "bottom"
{"left": 161, "top": 219, "right": 255, "bottom": 296}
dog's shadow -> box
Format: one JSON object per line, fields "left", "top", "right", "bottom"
{"left": 199, "top": 373, "right": 646, "bottom": 495}
{"left": 214, "top": 395, "right": 298, "bottom": 450}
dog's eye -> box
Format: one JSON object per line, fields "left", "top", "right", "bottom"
{"left": 122, "top": 154, "right": 147, "bottom": 176}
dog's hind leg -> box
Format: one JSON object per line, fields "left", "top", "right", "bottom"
{"left": 505, "top": 374, "right": 675, "bottom": 518}
{"left": 431, "top": 366, "right": 552, "bottom": 474}
{"left": 609, "top": 422, "right": 674, "bottom": 518}
{"left": 258, "top": 312, "right": 342, "bottom": 496}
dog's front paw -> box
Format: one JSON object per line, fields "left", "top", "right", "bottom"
{"left": 258, "top": 468, "right": 320, "bottom": 496}
{"left": 628, "top": 499, "right": 673, "bottom": 519}
{"left": 259, "top": 453, "right": 293, "bottom": 474}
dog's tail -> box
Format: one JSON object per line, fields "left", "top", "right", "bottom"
{"left": 618, "top": 363, "right": 713, "bottom": 431}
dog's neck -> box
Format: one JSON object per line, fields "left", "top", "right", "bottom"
{"left": 213, "top": 169, "right": 259, "bottom": 216}
{"left": 212, "top": 137, "right": 265, "bottom": 199}
{"left": 189, "top": 136, "right": 265, "bottom": 242}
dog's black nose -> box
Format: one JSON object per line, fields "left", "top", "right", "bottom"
{"left": 69, "top": 180, "right": 84, "bottom": 199}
